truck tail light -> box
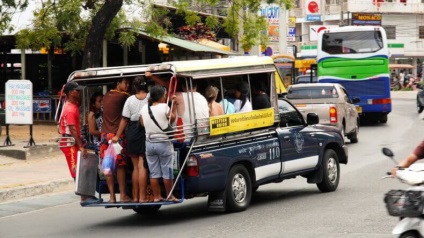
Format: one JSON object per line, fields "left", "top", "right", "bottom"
{"left": 186, "top": 155, "right": 199, "bottom": 177}
{"left": 329, "top": 106, "right": 337, "bottom": 123}
{"left": 372, "top": 98, "right": 391, "bottom": 105}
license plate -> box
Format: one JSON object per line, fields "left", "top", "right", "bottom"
{"left": 356, "top": 106, "right": 362, "bottom": 113}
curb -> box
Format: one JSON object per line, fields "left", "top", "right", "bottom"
{"left": 0, "top": 144, "right": 60, "bottom": 160}
{"left": 0, "top": 178, "right": 74, "bottom": 203}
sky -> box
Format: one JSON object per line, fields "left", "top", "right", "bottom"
{"left": 7, "top": 0, "right": 39, "bottom": 35}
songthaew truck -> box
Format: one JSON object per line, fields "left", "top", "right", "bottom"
{"left": 58, "top": 56, "right": 348, "bottom": 214}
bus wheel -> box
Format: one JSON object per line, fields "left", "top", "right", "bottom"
{"left": 226, "top": 165, "right": 252, "bottom": 212}
{"left": 133, "top": 205, "right": 161, "bottom": 214}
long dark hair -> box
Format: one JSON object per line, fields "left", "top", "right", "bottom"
{"left": 132, "top": 75, "right": 149, "bottom": 94}
{"left": 236, "top": 81, "right": 249, "bottom": 110}
{"left": 89, "top": 92, "right": 103, "bottom": 113}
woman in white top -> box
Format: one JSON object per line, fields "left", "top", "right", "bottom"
{"left": 233, "top": 81, "right": 252, "bottom": 113}
{"left": 140, "top": 85, "right": 179, "bottom": 203}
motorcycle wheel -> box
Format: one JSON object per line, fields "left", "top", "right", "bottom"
{"left": 418, "top": 105, "right": 424, "bottom": 114}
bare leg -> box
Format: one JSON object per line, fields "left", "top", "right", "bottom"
{"left": 163, "top": 178, "right": 176, "bottom": 200}
{"left": 138, "top": 155, "right": 148, "bottom": 202}
{"left": 117, "top": 167, "right": 130, "bottom": 202}
{"left": 150, "top": 178, "right": 163, "bottom": 201}
{"left": 130, "top": 156, "right": 139, "bottom": 202}
{"left": 105, "top": 175, "right": 116, "bottom": 203}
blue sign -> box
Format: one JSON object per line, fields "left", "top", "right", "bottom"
{"left": 33, "top": 98, "right": 51, "bottom": 113}
{"left": 288, "top": 27, "right": 296, "bottom": 37}
{"left": 306, "top": 15, "right": 321, "bottom": 21}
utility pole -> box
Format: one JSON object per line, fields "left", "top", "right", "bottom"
{"left": 278, "top": 5, "right": 288, "bottom": 54}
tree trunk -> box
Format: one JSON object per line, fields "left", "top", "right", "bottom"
{"left": 81, "top": 0, "right": 123, "bottom": 69}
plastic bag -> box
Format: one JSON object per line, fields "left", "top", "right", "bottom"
{"left": 101, "top": 143, "right": 116, "bottom": 176}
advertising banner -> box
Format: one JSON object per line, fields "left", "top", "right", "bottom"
{"left": 209, "top": 108, "right": 275, "bottom": 136}
{"left": 5, "top": 80, "right": 33, "bottom": 124}
{"left": 33, "top": 98, "right": 51, "bottom": 113}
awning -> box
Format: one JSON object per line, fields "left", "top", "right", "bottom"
{"left": 197, "top": 38, "right": 231, "bottom": 52}
{"left": 389, "top": 64, "right": 415, "bottom": 69}
{"left": 133, "top": 30, "right": 235, "bottom": 55}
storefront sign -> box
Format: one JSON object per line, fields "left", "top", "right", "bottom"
{"left": 306, "top": 15, "right": 321, "bottom": 22}
{"left": 351, "top": 13, "right": 382, "bottom": 26}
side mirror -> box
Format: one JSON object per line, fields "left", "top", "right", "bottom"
{"left": 352, "top": 97, "right": 360, "bottom": 103}
{"left": 382, "top": 147, "right": 394, "bottom": 157}
{"left": 306, "top": 113, "right": 319, "bottom": 125}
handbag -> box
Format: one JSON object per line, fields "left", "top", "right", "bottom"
{"left": 148, "top": 105, "right": 174, "bottom": 139}
{"left": 101, "top": 143, "right": 117, "bottom": 176}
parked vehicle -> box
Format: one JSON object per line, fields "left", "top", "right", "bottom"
{"left": 382, "top": 148, "right": 424, "bottom": 238}
{"left": 286, "top": 83, "right": 360, "bottom": 143}
{"left": 59, "top": 56, "right": 348, "bottom": 214}
{"left": 417, "top": 84, "right": 424, "bottom": 113}
{"left": 295, "top": 74, "right": 317, "bottom": 84}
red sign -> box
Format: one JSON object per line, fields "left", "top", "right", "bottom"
{"left": 308, "top": 1, "right": 319, "bottom": 13}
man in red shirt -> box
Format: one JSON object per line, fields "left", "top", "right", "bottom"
{"left": 60, "top": 81, "right": 102, "bottom": 205}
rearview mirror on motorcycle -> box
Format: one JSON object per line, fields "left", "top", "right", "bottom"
{"left": 382, "top": 147, "right": 399, "bottom": 164}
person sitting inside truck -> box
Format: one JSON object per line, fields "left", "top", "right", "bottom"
{"left": 233, "top": 81, "right": 252, "bottom": 113}
{"left": 252, "top": 81, "right": 271, "bottom": 110}
{"left": 205, "top": 85, "right": 224, "bottom": 116}
{"left": 87, "top": 92, "right": 103, "bottom": 152}
{"left": 174, "top": 80, "right": 209, "bottom": 139}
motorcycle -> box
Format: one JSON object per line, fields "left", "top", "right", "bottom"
{"left": 382, "top": 148, "right": 424, "bottom": 238}
{"left": 391, "top": 80, "right": 402, "bottom": 91}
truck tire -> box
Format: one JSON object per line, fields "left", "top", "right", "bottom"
{"left": 349, "top": 124, "right": 359, "bottom": 143}
{"left": 380, "top": 114, "right": 388, "bottom": 123}
{"left": 317, "top": 149, "right": 340, "bottom": 192}
{"left": 133, "top": 205, "right": 161, "bottom": 214}
{"left": 226, "top": 164, "right": 252, "bottom": 212}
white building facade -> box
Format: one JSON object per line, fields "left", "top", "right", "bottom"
{"left": 289, "top": 0, "right": 424, "bottom": 75}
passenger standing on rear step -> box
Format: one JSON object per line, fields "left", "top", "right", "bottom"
{"left": 140, "top": 85, "right": 180, "bottom": 203}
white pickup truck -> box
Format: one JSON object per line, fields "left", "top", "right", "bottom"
{"left": 286, "top": 83, "right": 360, "bottom": 143}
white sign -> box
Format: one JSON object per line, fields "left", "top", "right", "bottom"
{"left": 309, "top": 25, "right": 339, "bottom": 41}
{"left": 5, "top": 80, "right": 33, "bottom": 125}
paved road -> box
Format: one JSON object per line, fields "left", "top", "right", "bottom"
{"left": 0, "top": 91, "right": 422, "bottom": 237}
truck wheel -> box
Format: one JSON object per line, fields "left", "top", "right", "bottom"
{"left": 317, "top": 149, "right": 340, "bottom": 192}
{"left": 380, "top": 114, "right": 388, "bottom": 123}
{"left": 133, "top": 205, "right": 161, "bottom": 214}
{"left": 226, "top": 165, "right": 252, "bottom": 212}
{"left": 349, "top": 124, "right": 359, "bottom": 143}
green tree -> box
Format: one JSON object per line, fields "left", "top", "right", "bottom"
{"left": 12, "top": 0, "right": 293, "bottom": 69}
{"left": 0, "top": 0, "right": 29, "bottom": 35}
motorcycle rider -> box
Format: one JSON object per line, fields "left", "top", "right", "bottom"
{"left": 391, "top": 140, "right": 424, "bottom": 175}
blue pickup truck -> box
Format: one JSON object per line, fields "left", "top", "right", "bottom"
{"left": 65, "top": 56, "right": 348, "bottom": 213}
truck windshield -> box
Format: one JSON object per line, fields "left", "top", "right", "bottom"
{"left": 287, "top": 86, "right": 338, "bottom": 99}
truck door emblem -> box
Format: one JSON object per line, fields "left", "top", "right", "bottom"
{"left": 294, "top": 133, "right": 304, "bottom": 153}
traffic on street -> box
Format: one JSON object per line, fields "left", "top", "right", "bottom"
{"left": 0, "top": 91, "right": 422, "bottom": 238}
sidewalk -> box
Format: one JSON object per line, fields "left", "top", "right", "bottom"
{"left": 0, "top": 123, "right": 74, "bottom": 203}
{"left": 0, "top": 90, "right": 418, "bottom": 203}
